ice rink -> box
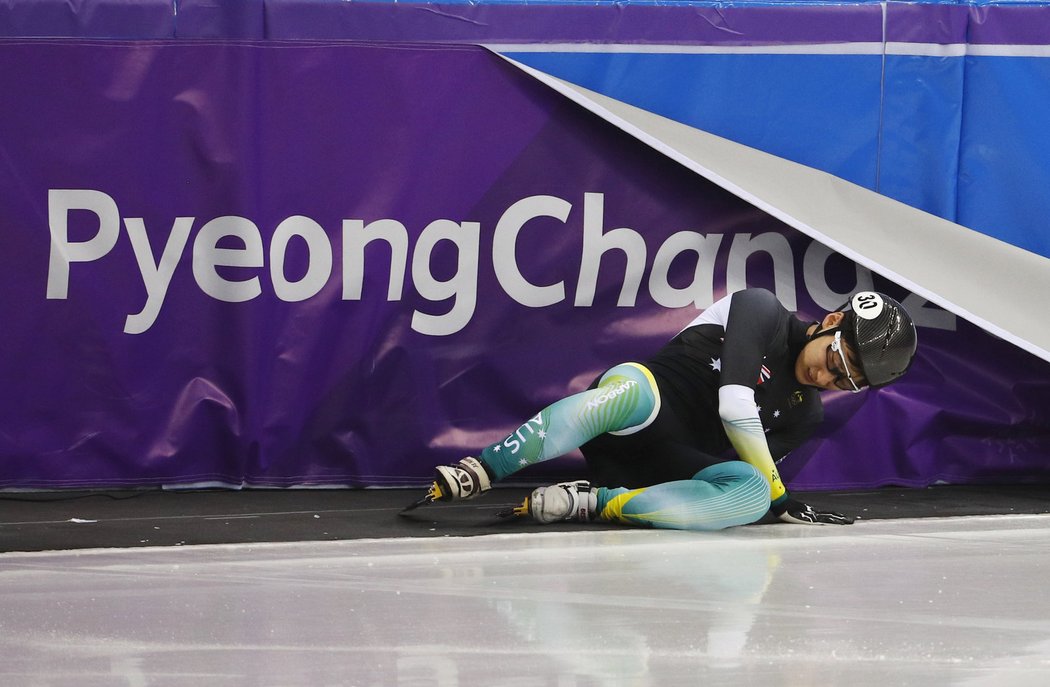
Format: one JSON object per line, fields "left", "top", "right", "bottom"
{"left": 3, "top": 512, "right": 1050, "bottom": 686}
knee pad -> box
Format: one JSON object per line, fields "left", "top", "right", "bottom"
{"left": 599, "top": 362, "right": 661, "bottom": 436}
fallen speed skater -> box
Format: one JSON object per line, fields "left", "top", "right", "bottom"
{"left": 407, "top": 288, "right": 917, "bottom": 531}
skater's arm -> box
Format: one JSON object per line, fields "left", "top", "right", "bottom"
{"left": 714, "top": 290, "right": 788, "bottom": 505}
{"left": 717, "top": 391, "right": 851, "bottom": 524}
{"left": 717, "top": 384, "right": 787, "bottom": 505}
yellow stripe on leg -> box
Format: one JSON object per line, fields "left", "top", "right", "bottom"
{"left": 599, "top": 488, "right": 647, "bottom": 524}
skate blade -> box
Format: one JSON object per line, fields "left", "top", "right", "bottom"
{"left": 399, "top": 483, "right": 443, "bottom": 514}
{"left": 496, "top": 497, "right": 531, "bottom": 519}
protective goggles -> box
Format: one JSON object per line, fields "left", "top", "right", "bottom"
{"left": 826, "top": 330, "right": 864, "bottom": 393}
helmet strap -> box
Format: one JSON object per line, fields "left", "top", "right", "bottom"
{"left": 808, "top": 323, "right": 840, "bottom": 342}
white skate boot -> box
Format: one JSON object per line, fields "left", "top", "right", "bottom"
{"left": 519, "top": 480, "right": 598, "bottom": 524}
{"left": 402, "top": 457, "right": 494, "bottom": 512}
{"left": 432, "top": 456, "right": 493, "bottom": 501}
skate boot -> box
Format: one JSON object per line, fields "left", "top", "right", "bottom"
{"left": 433, "top": 456, "right": 492, "bottom": 501}
{"left": 401, "top": 457, "right": 492, "bottom": 512}
{"left": 509, "top": 480, "right": 598, "bottom": 524}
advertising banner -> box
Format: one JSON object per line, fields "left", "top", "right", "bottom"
{"left": 2, "top": 41, "right": 1048, "bottom": 489}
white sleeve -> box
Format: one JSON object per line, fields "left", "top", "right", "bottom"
{"left": 717, "top": 384, "right": 787, "bottom": 502}
{"left": 717, "top": 384, "right": 760, "bottom": 424}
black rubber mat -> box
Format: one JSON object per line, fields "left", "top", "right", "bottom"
{"left": 1, "top": 484, "right": 1048, "bottom": 553}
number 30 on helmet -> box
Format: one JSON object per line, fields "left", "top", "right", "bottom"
{"left": 840, "top": 291, "right": 918, "bottom": 388}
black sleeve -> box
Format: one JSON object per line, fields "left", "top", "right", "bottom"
{"left": 719, "top": 289, "right": 784, "bottom": 389}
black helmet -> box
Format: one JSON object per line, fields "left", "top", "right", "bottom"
{"left": 838, "top": 291, "right": 917, "bottom": 388}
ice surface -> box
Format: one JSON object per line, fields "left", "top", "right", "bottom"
{"left": 3, "top": 515, "right": 1050, "bottom": 686}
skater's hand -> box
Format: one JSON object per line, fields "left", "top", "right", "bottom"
{"left": 772, "top": 498, "right": 854, "bottom": 525}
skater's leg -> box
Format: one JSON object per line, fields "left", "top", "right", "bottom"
{"left": 596, "top": 461, "right": 770, "bottom": 531}
{"left": 480, "top": 362, "right": 659, "bottom": 481}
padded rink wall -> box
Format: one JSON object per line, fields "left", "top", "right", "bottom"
{"left": 2, "top": 0, "right": 1050, "bottom": 490}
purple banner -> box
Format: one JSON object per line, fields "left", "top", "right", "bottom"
{"left": 0, "top": 1, "right": 886, "bottom": 43}
{"left": 0, "top": 0, "right": 174, "bottom": 38}
{"left": 263, "top": 3, "right": 884, "bottom": 45}
{"left": 1, "top": 40, "right": 1049, "bottom": 490}
{"left": 3, "top": 1, "right": 1050, "bottom": 48}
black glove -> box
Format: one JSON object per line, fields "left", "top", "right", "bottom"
{"left": 772, "top": 498, "right": 854, "bottom": 525}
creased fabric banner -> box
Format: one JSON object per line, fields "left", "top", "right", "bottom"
{"left": 1, "top": 41, "right": 1048, "bottom": 489}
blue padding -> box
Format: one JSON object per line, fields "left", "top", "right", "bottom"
{"left": 506, "top": 52, "right": 883, "bottom": 189}
{"left": 958, "top": 56, "right": 1050, "bottom": 257}
{"left": 878, "top": 54, "right": 965, "bottom": 222}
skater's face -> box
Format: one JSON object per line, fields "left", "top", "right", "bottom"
{"left": 795, "top": 312, "right": 867, "bottom": 392}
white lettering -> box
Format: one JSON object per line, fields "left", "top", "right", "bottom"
{"left": 802, "top": 240, "right": 955, "bottom": 330}
{"left": 342, "top": 218, "right": 408, "bottom": 301}
{"left": 410, "top": 219, "right": 480, "bottom": 336}
{"left": 504, "top": 413, "right": 545, "bottom": 454}
{"left": 902, "top": 293, "right": 956, "bottom": 330}
{"left": 44, "top": 189, "right": 955, "bottom": 336}
{"left": 270, "top": 215, "right": 333, "bottom": 302}
{"left": 727, "top": 232, "right": 797, "bottom": 310}
{"left": 575, "top": 192, "right": 646, "bottom": 307}
{"left": 493, "top": 195, "right": 569, "bottom": 307}
{"left": 47, "top": 189, "right": 121, "bottom": 299}
{"left": 124, "top": 216, "right": 193, "bottom": 334}
{"left": 649, "top": 231, "right": 724, "bottom": 308}
{"left": 587, "top": 380, "right": 637, "bottom": 409}
{"left": 802, "top": 240, "right": 875, "bottom": 310}
{"left": 192, "top": 216, "right": 264, "bottom": 303}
